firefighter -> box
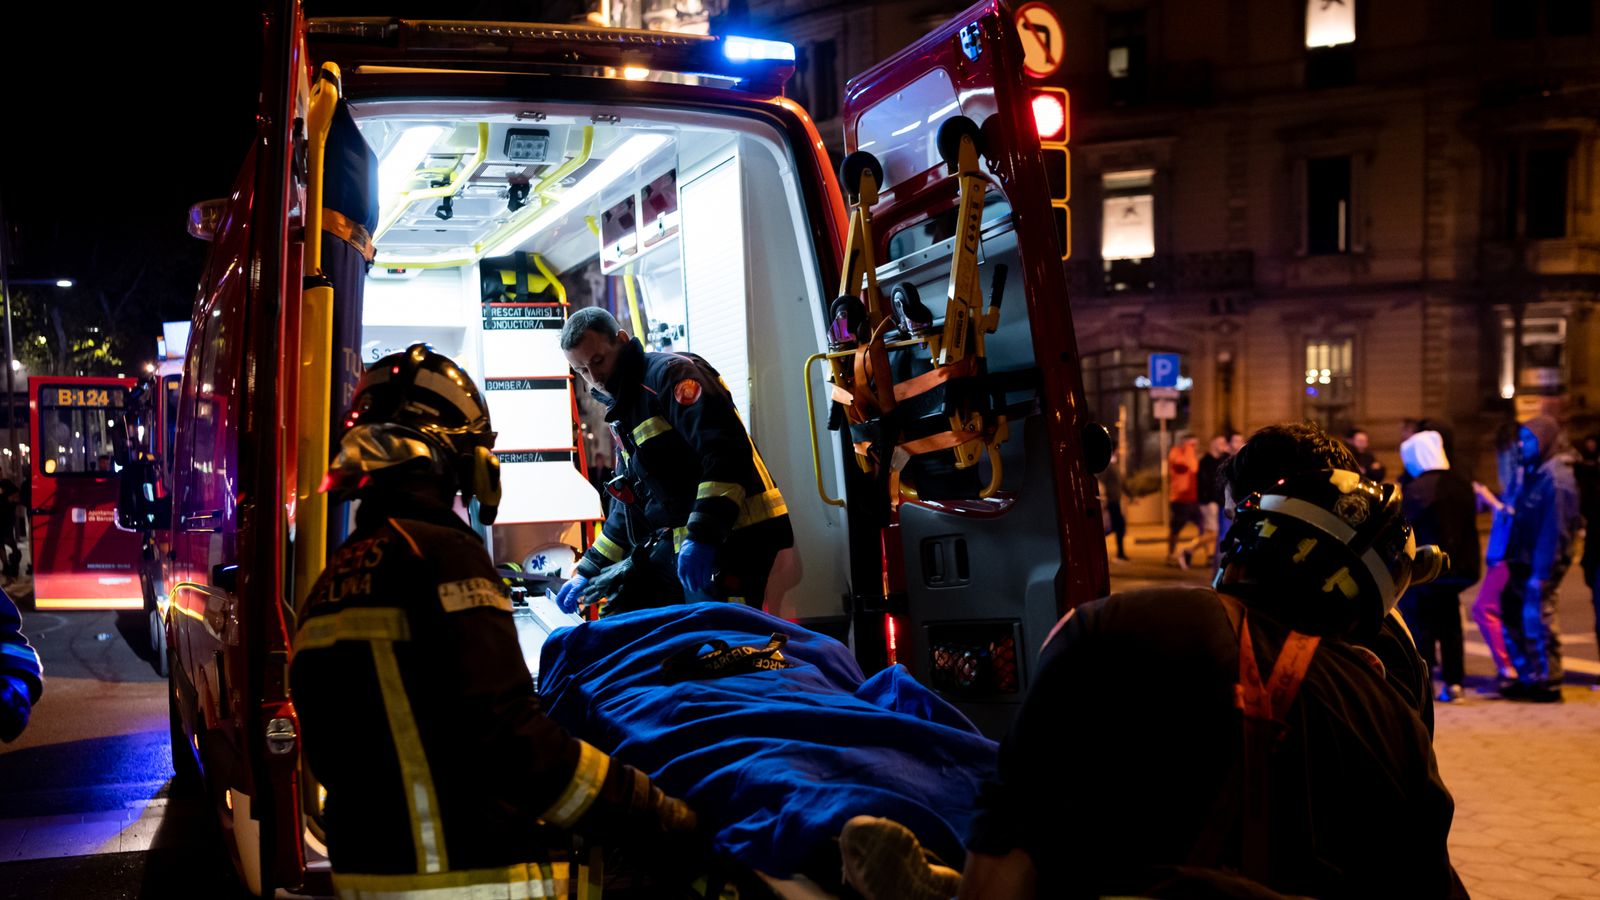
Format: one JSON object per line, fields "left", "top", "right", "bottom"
{"left": 0, "top": 587, "right": 41, "bottom": 742}
{"left": 555, "top": 307, "right": 793, "bottom": 614}
{"left": 956, "top": 423, "right": 1466, "bottom": 899}
{"left": 291, "top": 344, "right": 697, "bottom": 898}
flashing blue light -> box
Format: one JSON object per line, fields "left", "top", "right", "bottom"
{"left": 723, "top": 35, "right": 796, "bottom": 63}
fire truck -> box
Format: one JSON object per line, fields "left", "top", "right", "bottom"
{"left": 118, "top": 0, "right": 1110, "bottom": 892}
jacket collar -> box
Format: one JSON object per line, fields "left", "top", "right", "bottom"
{"left": 592, "top": 336, "right": 646, "bottom": 414}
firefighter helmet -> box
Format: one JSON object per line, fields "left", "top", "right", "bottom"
{"left": 324, "top": 344, "right": 502, "bottom": 523}
{"left": 1217, "top": 468, "right": 1446, "bottom": 635}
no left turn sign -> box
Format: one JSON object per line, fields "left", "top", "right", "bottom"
{"left": 1015, "top": 3, "right": 1065, "bottom": 78}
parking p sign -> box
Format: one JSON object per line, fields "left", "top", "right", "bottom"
{"left": 1149, "top": 353, "right": 1180, "bottom": 388}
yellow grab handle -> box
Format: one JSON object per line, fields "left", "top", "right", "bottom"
{"left": 803, "top": 352, "right": 847, "bottom": 509}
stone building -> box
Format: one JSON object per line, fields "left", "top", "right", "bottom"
{"left": 1053, "top": 0, "right": 1600, "bottom": 483}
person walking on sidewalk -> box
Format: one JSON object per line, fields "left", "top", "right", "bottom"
{"left": 1166, "top": 434, "right": 1203, "bottom": 568}
{"left": 1576, "top": 434, "right": 1600, "bottom": 680}
{"left": 1472, "top": 422, "right": 1522, "bottom": 688}
{"left": 1396, "top": 431, "right": 1480, "bottom": 703}
{"left": 1186, "top": 436, "right": 1230, "bottom": 570}
{"left": 1099, "top": 452, "right": 1128, "bottom": 561}
{"left": 1501, "top": 415, "right": 1581, "bottom": 702}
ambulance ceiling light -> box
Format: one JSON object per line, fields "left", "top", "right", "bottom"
{"left": 378, "top": 126, "right": 446, "bottom": 210}
{"left": 480, "top": 133, "right": 670, "bottom": 258}
{"left": 722, "top": 35, "right": 795, "bottom": 63}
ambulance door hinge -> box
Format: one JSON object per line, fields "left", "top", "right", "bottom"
{"left": 265, "top": 717, "right": 298, "bottom": 756}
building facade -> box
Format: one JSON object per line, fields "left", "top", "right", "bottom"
{"left": 1054, "top": 0, "right": 1600, "bottom": 482}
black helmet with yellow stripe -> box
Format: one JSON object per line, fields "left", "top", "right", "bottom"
{"left": 1217, "top": 469, "right": 1447, "bottom": 636}
{"left": 323, "top": 343, "right": 503, "bottom": 523}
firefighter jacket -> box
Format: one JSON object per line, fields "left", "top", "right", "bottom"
{"left": 291, "top": 496, "right": 687, "bottom": 894}
{"left": 576, "top": 338, "right": 792, "bottom": 579}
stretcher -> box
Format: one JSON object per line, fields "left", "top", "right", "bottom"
{"left": 806, "top": 116, "right": 1013, "bottom": 510}
{"left": 536, "top": 603, "right": 998, "bottom": 896}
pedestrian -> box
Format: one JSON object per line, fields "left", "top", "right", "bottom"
{"left": 1185, "top": 435, "right": 1230, "bottom": 570}
{"left": 1166, "top": 433, "right": 1203, "bottom": 568}
{"left": 1576, "top": 434, "right": 1600, "bottom": 676}
{"left": 292, "top": 345, "right": 698, "bottom": 897}
{"left": 1215, "top": 432, "right": 1245, "bottom": 561}
{"left": 0, "top": 584, "right": 41, "bottom": 742}
{"left": 1499, "top": 415, "right": 1581, "bottom": 702}
{"left": 1099, "top": 452, "right": 1128, "bottom": 561}
{"left": 555, "top": 308, "right": 794, "bottom": 613}
{"left": 1471, "top": 421, "right": 1522, "bottom": 688}
{"left": 1396, "top": 431, "right": 1481, "bottom": 703}
{"left": 957, "top": 422, "right": 1465, "bottom": 899}
{"left": 0, "top": 480, "right": 21, "bottom": 582}
{"left": 1346, "top": 427, "right": 1387, "bottom": 483}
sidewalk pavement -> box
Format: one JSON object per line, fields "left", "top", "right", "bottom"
{"left": 1107, "top": 520, "right": 1600, "bottom": 900}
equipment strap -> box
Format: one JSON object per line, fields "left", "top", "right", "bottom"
{"left": 1187, "top": 592, "right": 1321, "bottom": 883}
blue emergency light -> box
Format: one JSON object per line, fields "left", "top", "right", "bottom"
{"left": 722, "top": 35, "right": 796, "bottom": 63}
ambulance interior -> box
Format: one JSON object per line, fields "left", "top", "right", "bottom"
{"left": 350, "top": 102, "right": 849, "bottom": 676}
{"left": 348, "top": 95, "right": 1040, "bottom": 683}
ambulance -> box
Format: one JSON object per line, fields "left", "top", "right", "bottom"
{"left": 119, "top": 0, "right": 1111, "bottom": 892}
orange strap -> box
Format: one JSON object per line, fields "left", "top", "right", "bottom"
{"left": 892, "top": 356, "right": 977, "bottom": 403}
{"left": 1234, "top": 610, "right": 1321, "bottom": 725}
{"left": 898, "top": 429, "right": 983, "bottom": 456}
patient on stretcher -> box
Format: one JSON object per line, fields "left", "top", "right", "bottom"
{"left": 537, "top": 602, "right": 997, "bottom": 896}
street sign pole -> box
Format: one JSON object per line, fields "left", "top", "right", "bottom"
{"left": 1159, "top": 417, "right": 1169, "bottom": 529}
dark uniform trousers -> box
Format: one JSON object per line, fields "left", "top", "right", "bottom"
{"left": 291, "top": 502, "right": 663, "bottom": 899}
{"left": 576, "top": 339, "right": 793, "bottom": 610}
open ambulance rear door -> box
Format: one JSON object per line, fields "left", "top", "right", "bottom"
{"left": 833, "top": 0, "right": 1110, "bottom": 735}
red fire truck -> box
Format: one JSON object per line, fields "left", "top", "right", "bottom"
{"left": 118, "top": 1, "right": 1110, "bottom": 892}
{"left": 30, "top": 375, "right": 142, "bottom": 610}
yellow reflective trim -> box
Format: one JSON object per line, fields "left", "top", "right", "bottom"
{"left": 593, "top": 533, "right": 626, "bottom": 563}
{"left": 371, "top": 641, "right": 448, "bottom": 874}
{"left": 538, "top": 740, "right": 610, "bottom": 828}
{"left": 333, "top": 861, "right": 569, "bottom": 899}
{"left": 631, "top": 416, "right": 673, "bottom": 446}
{"left": 696, "top": 481, "right": 747, "bottom": 506}
{"left": 295, "top": 608, "right": 411, "bottom": 651}
{"left": 751, "top": 447, "right": 777, "bottom": 492}
{"left": 736, "top": 487, "right": 788, "bottom": 528}
{"left": 673, "top": 527, "right": 690, "bottom": 552}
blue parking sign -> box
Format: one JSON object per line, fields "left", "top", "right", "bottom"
{"left": 1149, "top": 353, "right": 1180, "bottom": 388}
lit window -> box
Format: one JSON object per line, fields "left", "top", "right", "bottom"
{"left": 1306, "top": 0, "right": 1356, "bottom": 48}
{"left": 1500, "top": 312, "right": 1566, "bottom": 400}
{"left": 1101, "top": 169, "right": 1155, "bottom": 261}
{"left": 1108, "top": 46, "right": 1130, "bottom": 79}
{"left": 1303, "top": 337, "right": 1354, "bottom": 428}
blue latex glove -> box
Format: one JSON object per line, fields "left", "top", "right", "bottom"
{"left": 554, "top": 575, "right": 590, "bottom": 614}
{"left": 677, "top": 539, "right": 716, "bottom": 596}
{"left": 0, "top": 675, "right": 31, "bottom": 743}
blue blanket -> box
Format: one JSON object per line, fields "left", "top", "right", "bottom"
{"left": 538, "top": 603, "right": 998, "bottom": 877}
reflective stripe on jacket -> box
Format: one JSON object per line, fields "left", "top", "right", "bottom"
{"left": 291, "top": 501, "right": 638, "bottom": 879}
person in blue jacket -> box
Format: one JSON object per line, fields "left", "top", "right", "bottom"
{"left": 1500, "top": 415, "right": 1581, "bottom": 702}
{"left": 555, "top": 307, "right": 793, "bottom": 614}
{"left": 0, "top": 588, "right": 42, "bottom": 742}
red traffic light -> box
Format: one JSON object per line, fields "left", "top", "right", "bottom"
{"left": 1031, "top": 91, "right": 1067, "bottom": 142}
